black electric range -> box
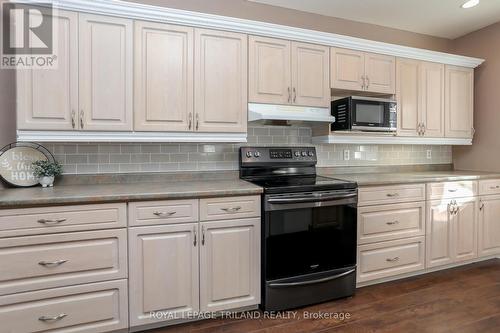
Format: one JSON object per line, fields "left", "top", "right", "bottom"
{"left": 240, "top": 146, "right": 358, "bottom": 311}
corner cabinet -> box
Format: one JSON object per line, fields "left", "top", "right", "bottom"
{"left": 445, "top": 65, "right": 474, "bottom": 138}
{"left": 249, "top": 36, "right": 330, "bottom": 107}
{"left": 200, "top": 218, "right": 260, "bottom": 312}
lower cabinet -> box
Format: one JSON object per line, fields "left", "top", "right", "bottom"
{"left": 426, "top": 197, "right": 478, "bottom": 268}
{"left": 478, "top": 195, "right": 500, "bottom": 256}
{"left": 128, "top": 217, "right": 260, "bottom": 328}
{"left": 200, "top": 218, "right": 260, "bottom": 312}
{"left": 128, "top": 224, "right": 199, "bottom": 327}
{"left": 0, "top": 280, "right": 128, "bottom": 333}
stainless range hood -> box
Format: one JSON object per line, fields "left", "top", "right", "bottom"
{"left": 248, "top": 103, "right": 335, "bottom": 125}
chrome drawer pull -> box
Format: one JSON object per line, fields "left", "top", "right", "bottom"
{"left": 39, "top": 313, "right": 67, "bottom": 322}
{"left": 38, "top": 260, "right": 68, "bottom": 267}
{"left": 386, "top": 257, "right": 400, "bottom": 262}
{"left": 153, "top": 211, "right": 176, "bottom": 217}
{"left": 489, "top": 185, "right": 500, "bottom": 190}
{"left": 37, "top": 218, "right": 66, "bottom": 225}
{"left": 386, "top": 220, "right": 400, "bottom": 225}
{"left": 386, "top": 193, "right": 399, "bottom": 197}
{"left": 448, "top": 189, "right": 458, "bottom": 192}
{"left": 221, "top": 206, "right": 242, "bottom": 213}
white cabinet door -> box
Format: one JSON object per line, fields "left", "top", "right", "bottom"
{"left": 79, "top": 14, "right": 133, "bottom": 131}
{"left": 364, "top": 52, "right": 396, "bottom": 94}
{"left": 200, "top": 218, "right": 260, "bottom": 312}
{"left": 330, "top": 48, "right": 364, "bottom": 91}
{"left": 128, "top": 224, "right": 199, "bottom": 327}
{"left": 248, "top": 36, "right": 291, "bottom": 105}
{"left": 445, "top": 65, "right": 474, "bottom": 138}
{"left": 478, "top": 196, "right": 500, "bottom": 257}
{"left": 420, "top": 62, "right": 445, "bottom": 137}
{"left": 17, "top": 10, "right": 78, "bottom": 131}
{"left": 194, "top": 29, "right": 247, "bottom": 133}
{"left": 454, "top": 198, "right": 478, "bottom": 263}
{"left": 291, "top": 42, "right": 330, "bottom": 107}
{"left": 396, "top": 58, "right": 420, "bottom": 137}
{"left": 426, "top": 200, "right": 454, "bottom": 268}
{"left": 134, "top": 21, "right": 193, "bottom": 132}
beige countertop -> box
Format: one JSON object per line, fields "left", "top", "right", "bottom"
{"left": 324, "top": 170, "right": 500, "bottom": 186}
{"left": 0, "top": 179, "right": 262, "bottom": 208}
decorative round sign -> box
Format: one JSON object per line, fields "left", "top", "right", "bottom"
{"left": 0, "top": 142, "right": 55, "bottom": 188}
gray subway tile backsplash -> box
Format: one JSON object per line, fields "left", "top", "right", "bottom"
{"left": 42, "top": 125, "right": 453, "bottom": 174}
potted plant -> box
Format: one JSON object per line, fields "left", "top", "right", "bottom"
{"left": 32, "top": 160, "right": 63, "bottom": 188}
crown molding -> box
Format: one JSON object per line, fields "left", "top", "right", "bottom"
{"left": 19, "top": 0, "right": 484, "bottom": 68}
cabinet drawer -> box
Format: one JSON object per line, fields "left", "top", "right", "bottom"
{"left": 479, "top": 179, "right": 500, "bottom": 196}
{"left": 200, "top": 196, "right": 260, "bottom": 221}
{"left": 358, "top": 184, "right": 425, "bottom": 206}
{"left": 427, "top": 181, "right": 477, "bottom": 200}
{"left": 358, "top": 202, "right": 425, "bottom": 244}
{"left": 357, "top": 237, "right": 425, "bottom": 283}
{"left": 0, "top": 280, "right": 128, "bottom": 333}
{"left": 0, "top": 229, "right": 127, "bottom": 295}
{"left": 0, "top": 203, "right": 126, "bottom": 238}
{"left": 129, "top": 199, "right": 198, "bottom": 226}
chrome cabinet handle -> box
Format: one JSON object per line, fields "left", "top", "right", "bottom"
{"left": 489, "top": 185, "right": 500, "bottom": 190}
{"left": 193, "top": 226, "right": 197, "bottom": 246}
{"left": 472, "top": 127, "right": 476, "bottom": 137}
{"left": 195, "top": 113, "right": 199, "bottom": 131}
{"left": 421, "top": 123, "right": 426, "bottom": 135}
{"left": 386, "top": 220, "right": 399, "bottom": 225}
{"left": 71, "top": 110, "right": 76, "bottom": 129}
{"left": 79, "top": 110, "right": 84, "bottom": 129}
{"left": 287, "top": 87, "right": 291, "bottom": 103}
{"left": 37, "top": 218, "right": 67, "bottom": 225}
{"left": 361, "top": 75, "right": 366, "bottom": 90}
{"left": 220, "top": 206, "right": 242, "bottom": 213}
{"left": 386, "top": 193, "right": 399, "bottom": 197}
{"left": 188, "top": 112, "right": 192, "bottom": 130}
{"left": 479, "top": 200, "right": 485, "bottom": 211}
{"left": 293, "top": 87, "right": 297, "bottom": 103}
{"left": 386, "top": 257, "right": 400, "bottom": 262}
{"left": 38, "top": 259, "right": 67, "bottom": 267}
{"left": 201, "top": 225, "right": 205, "bottom": 246}
{"left": 448, "top": 189, "right": 458, "bottom": 192}
{"left": 365, "top": 76, "right": 370, "bottom": 89}
{"left": 39, "top": 313, "right": 67, "bottom": 322}
{"left": 153, "top": 211, "right": 176, "bottom": 217}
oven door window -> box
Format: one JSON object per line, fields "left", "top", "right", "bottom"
{"left": 265, "top": 204, "right": 356, "bottom": 281}
{"left": 352, "top": 100, "right": 389, "bottom": 127}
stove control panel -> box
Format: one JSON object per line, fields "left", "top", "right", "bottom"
{"left": 240, "top": 147, "right": 316, "bottom": 164}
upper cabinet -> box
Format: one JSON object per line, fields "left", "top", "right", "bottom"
{"left": 249, "top": 36, "right": 330, "bottom": 108}
{"left": 79, "top": 14, "right": 133, "bottom": 131}
{"left": 17, "top": 10, "right": 78, "bottom": 131}
{"left": 397, "top": 58, "right": 444, "bottom": 137}
{"left": 445, "top": 65, "right": 474, "bottom": 138}
{"left": 331, "top": 48, "right": 395, "bottom": 94}
{"left": 194, "top": 29, "right": 247, "bottom": 133}
{"left": 134, "top": 21, "right": 194, "bottom": 132}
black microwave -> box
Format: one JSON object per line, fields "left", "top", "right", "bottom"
{"left": 331, "top": 96, "right": 397, "bottom": 132}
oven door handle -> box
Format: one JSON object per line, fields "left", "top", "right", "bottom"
{"left": 268, "top": 268, "right": 356, "bottom": 288}
{"left": 267, "top": 192, "right": 357, "bottom": 204}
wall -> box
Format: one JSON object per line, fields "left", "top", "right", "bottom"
{"left": 452, "top": 22, "right": 500, "bottom": 172}
{"left": 43, "top": 125, "right": 452, "bottom": 174}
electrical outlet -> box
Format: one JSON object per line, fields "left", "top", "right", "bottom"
{"left": 343, "top": 150, "right": 350, "bottom": 161}
{"left": 426, "top": 150, "right": 432, "bottom": 159}
{"left": 203, "top": 145, "right": 216, "bottom": 153}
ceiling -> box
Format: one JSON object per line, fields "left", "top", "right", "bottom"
{"left": 247, "top": 0, "right": 500, "bottom": 39}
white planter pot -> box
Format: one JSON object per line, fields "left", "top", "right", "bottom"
{"left": 39, "top": 176, "right": 55, "bottom": 188}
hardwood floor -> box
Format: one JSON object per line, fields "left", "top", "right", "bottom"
{"left": 145, "top": 259, "right": 500, "bottom": 333}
